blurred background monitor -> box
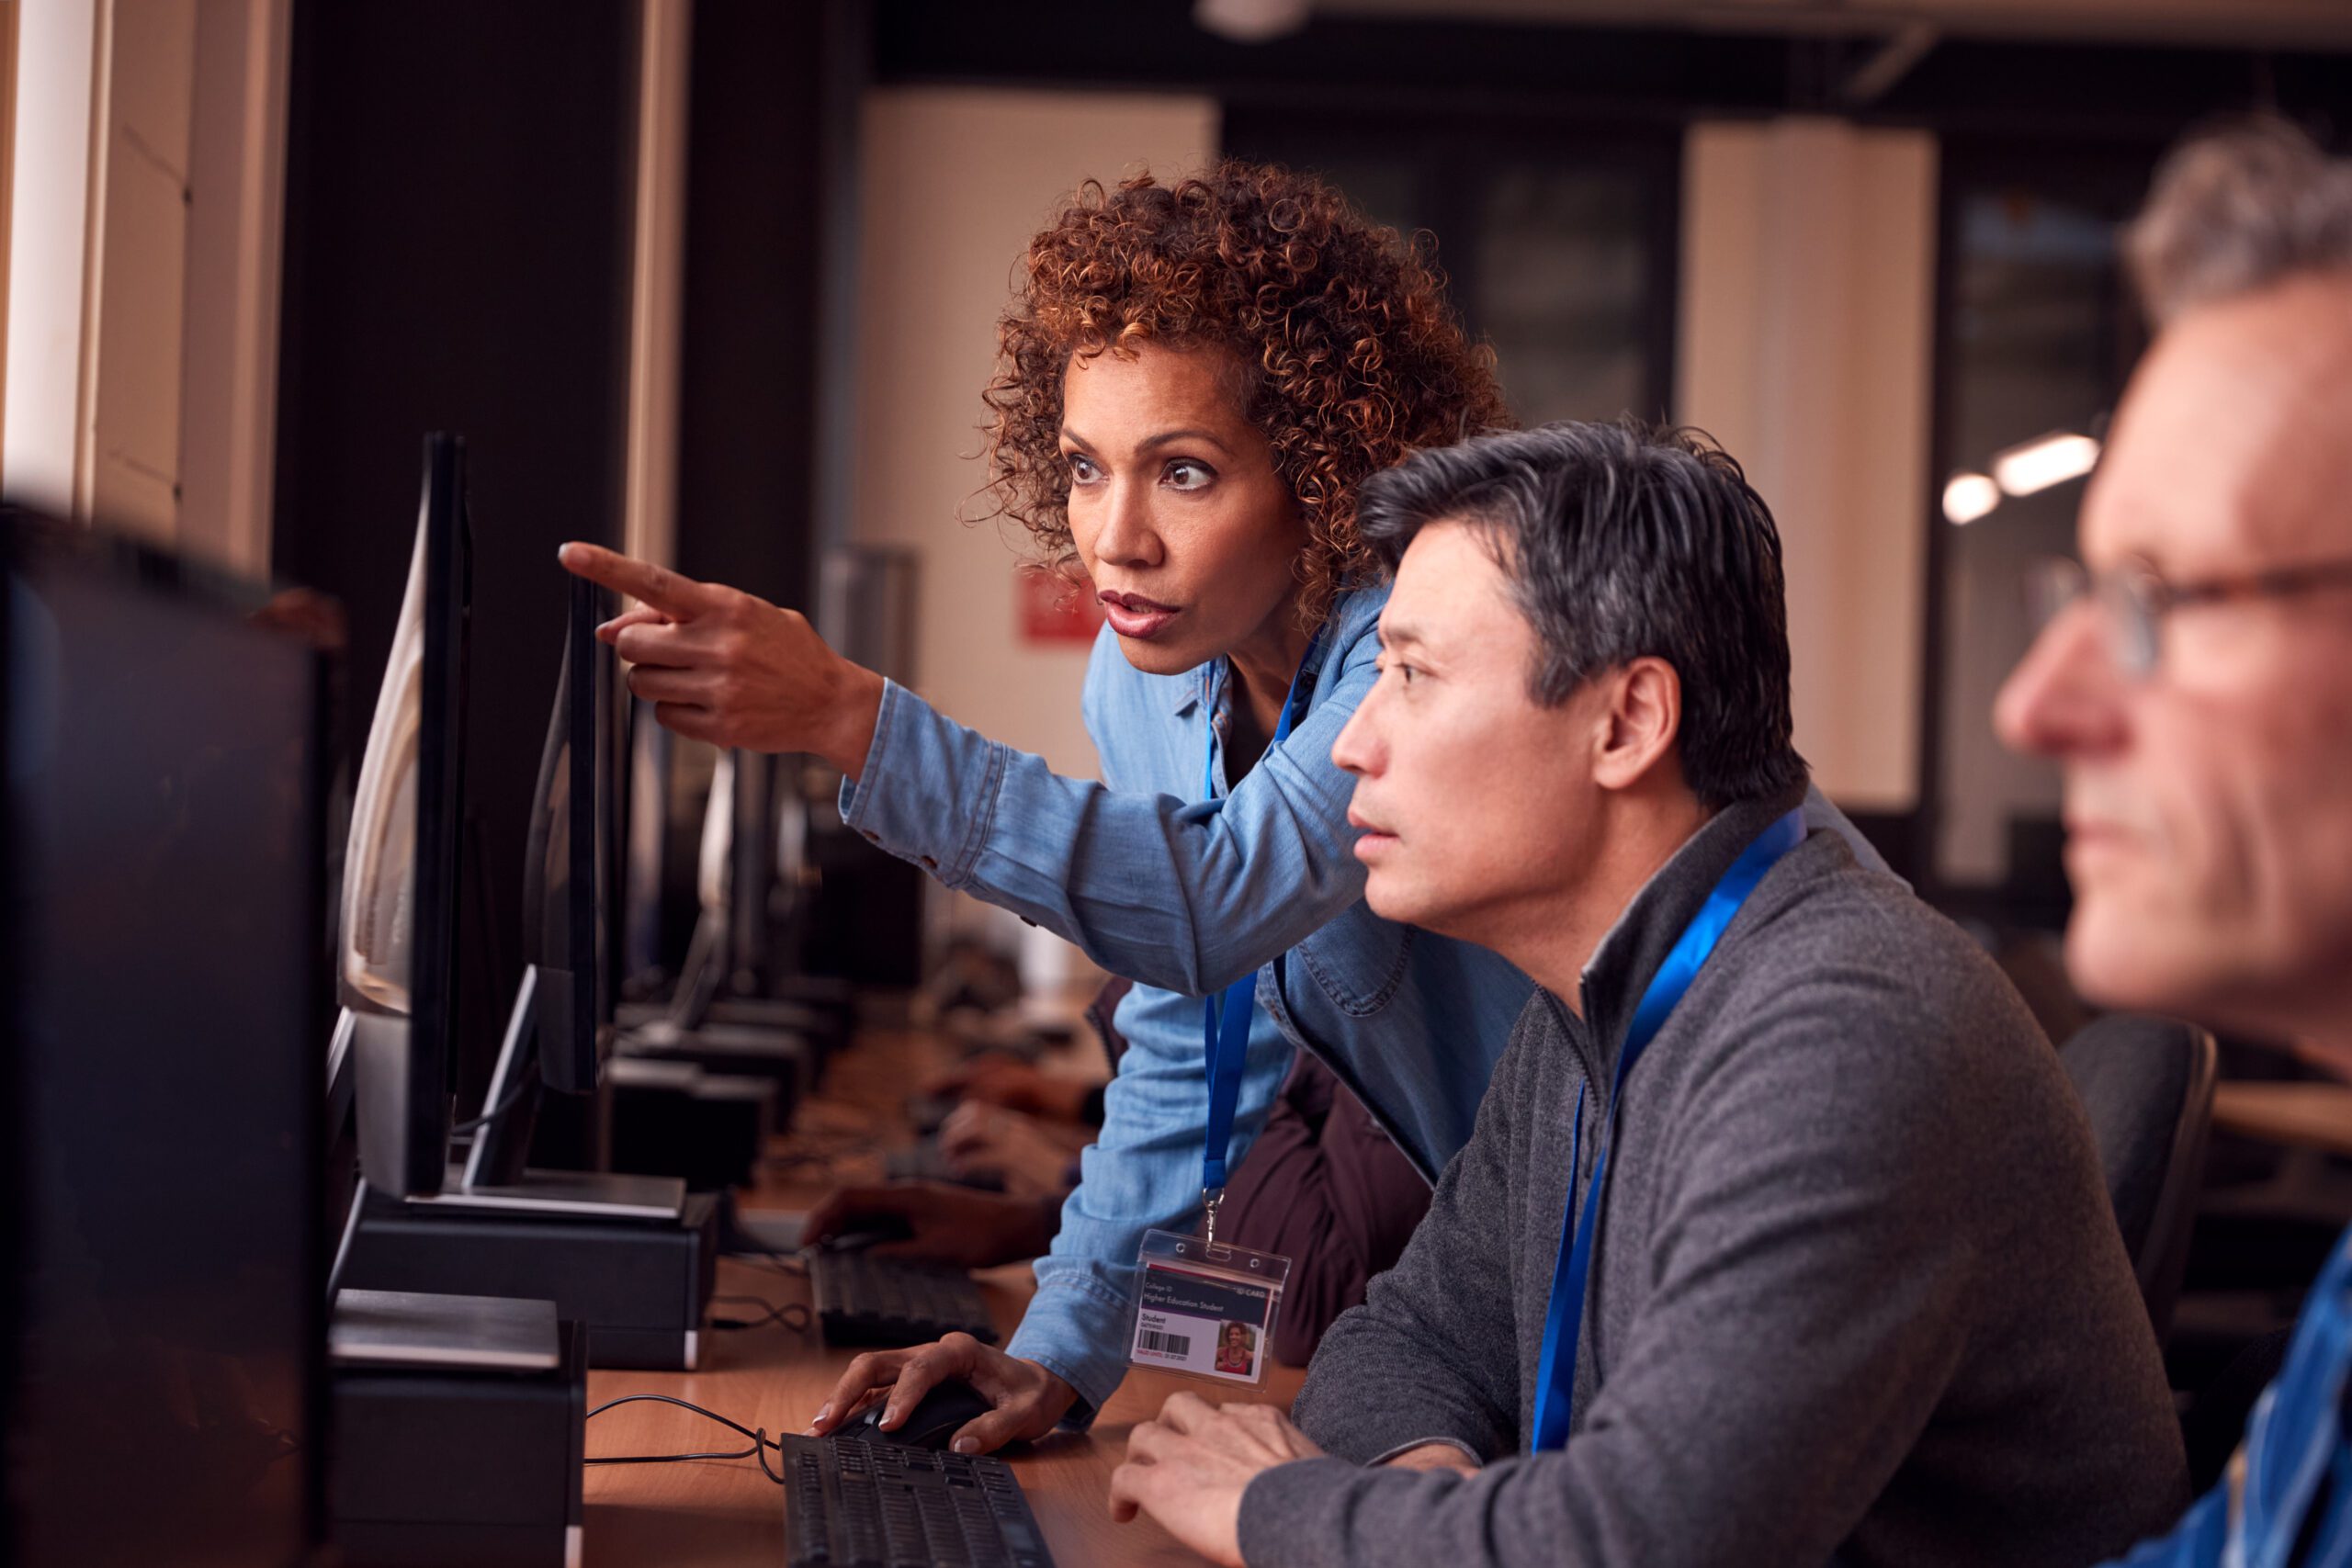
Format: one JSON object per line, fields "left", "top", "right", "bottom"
{"left": 337, "top": 434, "right": 471, "bottom": 1200}
{"left": 2, "top": 512, "right": 330, "bottom": 1567}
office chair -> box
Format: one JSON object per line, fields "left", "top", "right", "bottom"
{"left": 2060, "top": 1014, "right": 2219, "bottom": 1345}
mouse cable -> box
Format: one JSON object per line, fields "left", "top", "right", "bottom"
{"left": 584, "top": 1393, "right": 788, "bottom": 1483}
{"left": 454, "top": 1058, "right": 539, "bottom": 1134}
{"left": 728, "top": 1248, "right": 808, "bottom": 1277}
{"left": 708, "top": 1294, "right": 813, "bottom": 1334}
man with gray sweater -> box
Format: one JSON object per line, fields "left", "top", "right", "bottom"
{"left": 1108, "top": 422, "right": 2188, "bottom": 1566}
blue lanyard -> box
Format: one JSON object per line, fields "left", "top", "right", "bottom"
{"left": 1197, "top": 626, "right": 1325, "bottom": 1230}
{"left": 1528, "top": 807, "right": 1806, "bottom": 1450}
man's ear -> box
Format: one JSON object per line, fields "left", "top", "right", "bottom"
{"left": 1591, "top": 658, "right": 1682, "bottom": 793}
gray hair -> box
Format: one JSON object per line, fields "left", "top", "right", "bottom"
{"left": 1354, "top": 421, "right": 1807, "bottom": 810}
{"left": 2127, "top": 117, "right": 2352, "bottom": 326}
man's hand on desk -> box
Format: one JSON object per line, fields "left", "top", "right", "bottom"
{"left": 804, "top": 1181, "right": 1057, "bottom": 1269}
{"left": 805, "top": 1332, "right": 1079, "bottom": 1454}
{"left": 1108, "top": 1393, "right": 1327, "bottom": 1568}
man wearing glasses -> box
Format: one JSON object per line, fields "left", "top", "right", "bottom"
{"left": 1997, "top": 118, "right": 2352, "bottom": 1563}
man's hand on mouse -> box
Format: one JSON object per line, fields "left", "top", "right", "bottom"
{"left": 805, "top": 1332, "right": 1080, "bottom": 1455}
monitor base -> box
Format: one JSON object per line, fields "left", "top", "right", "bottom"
{"left": 427, "top": 1167, "right": 688, "bottom": 1222}
{"left": 618, "top": 1017, "right": 814, "bottom": 1117}
{"left": 345, "top": 1188, "right": 718, "bottom": 1371}
{"left": 607, "top": 1058, "right": 777, "bottom": 1191}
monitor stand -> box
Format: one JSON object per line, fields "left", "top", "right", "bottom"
{"left": 436, "top": 962, "right": 687, "bottom": 1220}
{"left": 340, "top": 970, "right": 716, "bottom": 1370}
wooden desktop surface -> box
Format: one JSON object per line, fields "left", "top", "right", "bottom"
{"left": 2212, "top": 1080, "right": 2352, "bottom": 1161}
{"left": 582, "top": 1024, "right": 1304, "bottom": 1567}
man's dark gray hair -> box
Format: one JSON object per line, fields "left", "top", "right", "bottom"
{"left": 1356, "top": 420, "right": 1806, "bottom": 809}
{"left": 2127, "top": 116, "right": 2352, "bottom": 326}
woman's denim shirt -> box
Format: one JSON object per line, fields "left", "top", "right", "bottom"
{"left": 838, "top": 581, "right": 1876, "bottom": 1421}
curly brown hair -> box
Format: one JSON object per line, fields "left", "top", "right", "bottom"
{"left": 979, "top": 160, "right": 1510, "bottom": 626}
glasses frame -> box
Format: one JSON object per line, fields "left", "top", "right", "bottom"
{"left": 2026, "top": 553, "right": 2352, "bottom": 678}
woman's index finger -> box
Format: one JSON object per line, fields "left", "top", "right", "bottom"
{"left": 557, "top": 541, "right": 711, "bottom": 619}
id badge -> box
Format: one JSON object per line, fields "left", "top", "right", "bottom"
{"left": 1128, "top": 1228, "right": 1290, "bottom": 1386}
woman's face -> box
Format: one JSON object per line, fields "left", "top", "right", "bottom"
{"left": 1059, "top": 342, "right": 1306, "bottom": 678}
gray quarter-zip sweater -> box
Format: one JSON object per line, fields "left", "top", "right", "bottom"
{"left": 1237, "top": 789, "right": 2188, "bottom": 1567}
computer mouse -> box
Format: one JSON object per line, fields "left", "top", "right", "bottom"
{"left": 844, "top": 1378, "right": 994, "bottom": 1451}
{"left": 813, "top": 1213, "right": 915, "bottom": 1253}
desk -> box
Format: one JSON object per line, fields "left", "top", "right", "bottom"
{"left": 582, "top": 1025, "right": 1306, "bottom": 1566}
{"left": 2213, "top": 1081, "right": 2352, "bottom": 1161}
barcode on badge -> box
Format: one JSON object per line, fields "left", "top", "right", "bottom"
{"left": 1137, "top": 1328, "right": 1192, "bottom": 1357}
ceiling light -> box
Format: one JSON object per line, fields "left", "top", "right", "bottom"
{"left": 1193, "top": 0, "right": 1310, "bottom": 44}
{"left": 1992, "top": 432, "right": 2100, "bottom": 497}
{"left": 1943, "top": 471, "right": 2001, "bottom": 526}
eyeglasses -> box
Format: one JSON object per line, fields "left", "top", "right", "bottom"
{"left": 2025, "top": 554, "right": 2352, "bottom": 679}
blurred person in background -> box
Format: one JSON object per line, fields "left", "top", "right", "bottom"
{"left": 1994, "top": 118, "right": 2352, "bottom": 1566}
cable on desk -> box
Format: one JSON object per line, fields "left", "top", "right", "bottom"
{"left": 584, "top": 1393, "right": 787, "bottom": 1483}
{"left": 708, "top": 1294, "right": 813, "bottom": 1334}
{"left": 733, "top": 1249, "right": 808, "bottom": 1277}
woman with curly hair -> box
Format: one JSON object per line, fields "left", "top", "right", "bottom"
{"left": 560, "top": 162, "right": 1857, "bottom": 1450}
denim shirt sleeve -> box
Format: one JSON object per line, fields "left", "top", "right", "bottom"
{"left": 1005, "top": 975, "right": 1296, "bottom": 1421}
{"left": 835, "top": 620, "right": 1379, "bottom": 997}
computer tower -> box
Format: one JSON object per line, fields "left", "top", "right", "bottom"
{"left": 330, "top": 1315, "right": 586, "bottom": 1568}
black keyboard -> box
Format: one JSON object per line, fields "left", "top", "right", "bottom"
{"left": 781, "top": 1435, "right": 1055, "bottom": 1568}
{"left": 808, "top": 1250, "right": 998, "bottom": 1348}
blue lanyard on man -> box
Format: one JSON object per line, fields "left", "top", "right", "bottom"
{"left": 1196, "top": 625, "right": 1326, "bottom": 1246}
{"left": 1528, "top": 807, "right": 1808, "bottom": 1450}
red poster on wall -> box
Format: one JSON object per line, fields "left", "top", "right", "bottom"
{"left": 1018, "top": 567, "right": 1106, "bottom": 645}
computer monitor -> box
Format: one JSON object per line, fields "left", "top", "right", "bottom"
{"left": 461, "top": 572, "right": 615, "bottom": 1186}
{"left": 339, "top": 433, "right": 472, "bottom": 1200}
{"left": 2, "top": 512, "right": 329, "bottom": 1565}
{"left": 620, "top": 695, "right": 671, "bottom": 993}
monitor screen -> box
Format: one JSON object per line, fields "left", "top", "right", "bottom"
{"left": 462, "top": 571, "right": 612, "bottom": 1186}
{"left": 3, "top": 516, "right": 326, "bottom": 1567}
{"left": 525, "top": 572, "right": 611, "bottom": 1096}
{"left": 338, "top": 434, "right": 469, "bottom": 1199}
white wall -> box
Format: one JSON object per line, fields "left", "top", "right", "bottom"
{"left": 178, "top": 0, "right": 290, "bottom": 576}
{"left": 3, "top": 0, "right": 288, "bottom": 576}
{"left": 851, "top": 86, "right": 1220, "bottom": 782}
{"left": 1678, "top": 118, "right": 1937, "bottom": 812}
{"left": 5, "top": 0, "right": 99, "bottom": 516}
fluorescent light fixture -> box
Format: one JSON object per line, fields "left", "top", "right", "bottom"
{"left": 1992, "top": 432, "right": 2100, "bottom": 497}
{"left": 1943, "top": 471, "right": 2001, "bottom": 526}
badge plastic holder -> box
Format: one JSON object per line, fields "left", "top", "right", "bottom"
{"left": 1128, "top": 1226, "right": 1290, "bottom": 1387}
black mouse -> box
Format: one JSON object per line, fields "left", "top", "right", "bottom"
{"left": 812, "top": 1214, "right": 916, "bottom": 1253}
{"left": 843, "top": 1378, "right": 994, "bottom": 1451}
